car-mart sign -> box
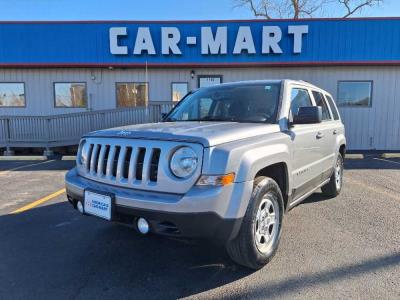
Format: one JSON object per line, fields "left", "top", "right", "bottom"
{"left": 0, "top": 18, "right": 400, "bottom": 66}
{"left": 109, "top": 25, "right": 308, "bottom": 55}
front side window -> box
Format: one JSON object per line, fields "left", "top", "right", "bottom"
{"left": 171, "top": 82, "right": 188, "bottom": 103}
{"left": 165, "top": 83, "right": 281, "bottom": 123}
{"left": 337, "top": 81, "right": 372, "bottom": 107}
{"left": 290, "top": 88, "right": 312, "bottom": 118}
{"left": 117, "top": 83, "right": 148, "bottom": 107}
{"left": 0, "top": 83, "right": 25, "bottom": 107}
{"left": 312, "top": 91, "right": 331, "bottom": 121}
{"left": 54, "top": 83, "right": 87, "bottom": 108}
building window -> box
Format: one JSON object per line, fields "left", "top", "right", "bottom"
{"left": 0, "top": 83, "right": 25, "bottom": 107}
{"left": 54, "top": 83, "right": 87, "bottom": 108}
{"left": 337, "top": 81, "right": 372, "bottom": 107}
{"left": 116, "top": 83, "right": 148, "bottom": 107}
{"left": 198, "top": 75, "right": 222, "bottom": 88}
{"left": 171, "top": 82, "right": 188, "bottom": 103}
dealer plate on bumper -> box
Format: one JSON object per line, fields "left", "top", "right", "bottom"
{"left": 84, "top": 191, "right": 112, "bottom": 220}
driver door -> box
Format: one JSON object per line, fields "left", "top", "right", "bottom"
{"left": 289, "top": 86, "right": 324, "bottom": 201}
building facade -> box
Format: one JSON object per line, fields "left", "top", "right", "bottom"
{"left": 0, "top": 18, "right": 400, "bottom": 150}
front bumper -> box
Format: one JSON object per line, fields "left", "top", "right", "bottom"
{"left": 65, "top": 168, "right": 253, "bottom": 242}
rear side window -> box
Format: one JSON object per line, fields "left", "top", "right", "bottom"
{"left": 324, "top": 95, "right": 340, "bottom": 120}
{"left": 312, "top": 91, "right": 331, "bottom": 121}
{"left": 290, "top": 88, "right": 312, "bottom": 118}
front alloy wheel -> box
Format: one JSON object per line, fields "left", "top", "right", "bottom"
{"left": 254, "top": 196, "right": 279, "bottom": 254}
{"left": 227, "top": 176, "right": 284, "bottom": 269}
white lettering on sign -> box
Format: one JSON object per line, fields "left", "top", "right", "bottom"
{"left": 133, "top": 27, "right": 156, "bottom": 55}
{"left": 288, "top": 25, "right": 308, "bottom": 53}
{"left": 109, "top": 25, "right": 309, "bottom": 56}
{"left": 109, "top": 27, "right": 128, "bottom": 55}
{"left": 161, "top": 27, "right": 182, "bottom": 55}
{"left": 233, "top": 26, "right": 256, "bottom": 54}
{"left": 262, "top": 26, "right": 283, "bottom": 54}
{"left": 201, "top": 27, "right": 227, "bottom": 55}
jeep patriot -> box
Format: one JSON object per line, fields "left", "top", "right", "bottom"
{"left": 65, "top": 79, "right": 346, "bottom": 269}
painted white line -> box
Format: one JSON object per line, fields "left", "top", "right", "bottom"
{"left": 0, "top": 160, "right": 55, "bottom": 175}
{"left": 373, "top": 157, "right": 400, "bottom": 166}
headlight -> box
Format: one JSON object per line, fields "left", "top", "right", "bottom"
{"left": 79, "top": 139, "right": 90, "bottom": 166}
{"left": 170, "top": 147, "right": 198, "bottom": 178}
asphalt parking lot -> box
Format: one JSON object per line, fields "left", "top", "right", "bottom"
{"left": 0, "top": 157, "right": 399, "bottom": 299}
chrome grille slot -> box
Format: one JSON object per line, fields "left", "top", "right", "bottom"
{"left": 136, "top": 148, "right": 146, "bottom": 180}
{"left": 123, "top": 147, "right": 133, "bottom": 179}
{"left": 149, "top": 149, "right": 161, "bottom": 182}
{"left": 86, "top": 144, "right": 94, "bottom": 171}
{"left": 90, "top": 144, "right": 100, "bottom": 174}
{"left": 112, "top": 146, "right": 121, "bottom": 177}
{"left": 102, "top": 145, "right": 111, "bottom": 176}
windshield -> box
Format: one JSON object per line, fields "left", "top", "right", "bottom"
{"left": 164, "top": 82, "right": 281, "bottom": 123}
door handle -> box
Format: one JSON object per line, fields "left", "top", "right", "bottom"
{"left": 316, "top": 132, "right": 324, "bottom": 139}
{"left": 333, "top": 129, "right": 338, "bottom": 135}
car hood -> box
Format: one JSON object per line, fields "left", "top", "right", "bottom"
{"left": 86, "top": 122, "right": 281, "bottom": 147}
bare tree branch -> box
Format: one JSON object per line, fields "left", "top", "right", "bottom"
{"left": 234, "top": 0, "right": 383, "bottom": 19}
{"left": 339, "top": 0, "right": 383, "bottom": 18}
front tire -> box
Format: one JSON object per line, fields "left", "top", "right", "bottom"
{"left": 226, "top": 176, "right": 284, "bottom": 269}
{"left": 321, "top": 152, "right": 344, "bottom": 197}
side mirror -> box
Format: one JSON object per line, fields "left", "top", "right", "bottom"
{"left": 293, "top": 106, "right": 322, "bottom": 124}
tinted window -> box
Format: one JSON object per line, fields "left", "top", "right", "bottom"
{"left": 166, "top": 83, "right": 281, "bottom": 123}
{"left": 312, "top": 91, "right": 331, "bottom": 121}
{"left": 0, "top": 83, "right": 25, "bottom": 107}
{"left": 290, "top": 88, "right": 312, "bottom": 118}
{"left": 116, "top": 83, "right": 148, "bottom": 107}
{"left": 54, "top": 83, "right": 87, "bottom": 108}
{"left": 325, "top": 95, "right": 340, "bottom": 120}
{"left": 337, "top": 81, "right": 372, "bottom": 107}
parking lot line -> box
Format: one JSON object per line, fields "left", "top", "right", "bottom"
{"left": 0, "top": 160, "right": 55, "bottom": 175}
{"left": 11, "top": 188, "right": 66, "bottom": 214}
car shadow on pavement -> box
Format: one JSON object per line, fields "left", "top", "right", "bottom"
{"left": 299, "top": 192, "right": 332, "bottom": 205}
{"left": 344, "top": 157, "right": 400, "bottom": 170}
{"left": 0, "top": 201, "right": 252, "bottom": 299}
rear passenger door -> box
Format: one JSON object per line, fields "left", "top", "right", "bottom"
{"left": 311, "top": 90, "right": 336, "bottom": 179}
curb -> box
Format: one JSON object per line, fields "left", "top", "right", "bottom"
{"left": 0, "top": 156, "right": 47, "bottom": 161}
{"left": 62, "top": 156, "right": 76, "bottom": 161}
{"left": 345, "top": 154, "right": 364, "bottom": 160}
{"left": 381, "top": 153, "right": 400, "bottom": 159}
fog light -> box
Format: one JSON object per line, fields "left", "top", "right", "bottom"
{"left": 137, "top": 218, "right": 150, "bottom": 235}
{"left": 77, "top": 201, "right": 84, "bottom": 214}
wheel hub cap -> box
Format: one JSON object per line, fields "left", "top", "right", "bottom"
{"left": 254, "top": 195, "right": 279, "bottom": 253}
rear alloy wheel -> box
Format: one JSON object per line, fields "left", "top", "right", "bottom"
{"left": 226, "top": 176, "right": 284, "bottom": 269}
{"left": 322, "top": 152, "right": 344, "bottom": 197}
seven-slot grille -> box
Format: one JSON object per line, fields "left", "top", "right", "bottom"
{"left": 82, "top": 143, "right": 161, "bottom": 183}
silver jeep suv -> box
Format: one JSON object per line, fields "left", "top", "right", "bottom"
{"left": 65, "top": 79, "right": 346, "bottom": 269}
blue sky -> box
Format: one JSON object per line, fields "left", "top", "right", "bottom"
{"left": 0, "top": 0, "right": 398, "bottom": 20}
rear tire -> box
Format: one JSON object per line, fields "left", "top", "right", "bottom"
{"left": 321, "top": 152, "right": 344, "bottom": 197}
{"left": 226, "top": 176, "right": 284, "bottom": 269}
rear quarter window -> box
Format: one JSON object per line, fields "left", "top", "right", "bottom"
{"left": 324, "top": 94, "right": 340, "bottom": 120}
